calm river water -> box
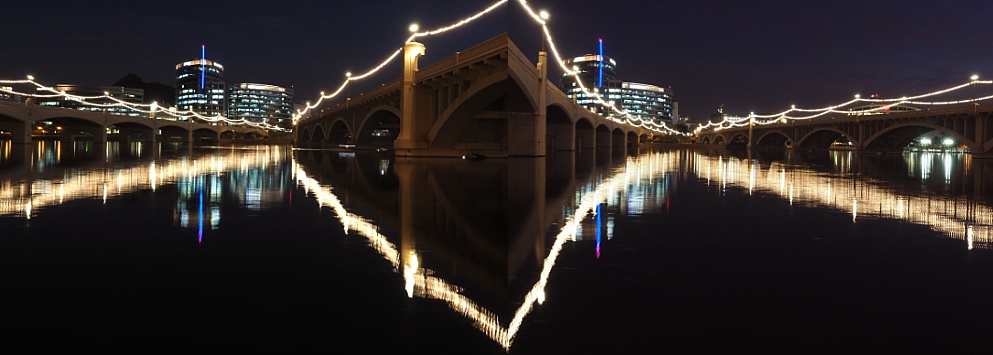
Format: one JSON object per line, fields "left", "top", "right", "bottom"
{"left": 2, "top": 140, "right": 993, "bottom": 353}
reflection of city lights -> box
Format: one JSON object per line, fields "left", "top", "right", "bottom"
{"left": 0, "top": 145, "right": 287, "bottom": 224}
{"left": 294, "top": 161, "right": 507, "bottom": 349}
{"left": 692, "top": 151, "right": 993, "bottom": 250}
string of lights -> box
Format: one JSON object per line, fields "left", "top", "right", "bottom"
{"left": 0, "top": 77, "right": 291, "bottom": 132}
{"left": 290, "top": 0, "right": 687, "bottom": 136}
{"left": 697, "top": 79, "right": 993, "bottom": 133}
{"left": 24, "top": 0, "right": 975, "bottom": 137}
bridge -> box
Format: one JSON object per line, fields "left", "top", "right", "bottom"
{"left": 0, "top": 99, "right": 266, "bottom": 146}
{"left": 293, "top": 33, "right": 659, "bottom": 158}
{"left": 694, "top": 103, "right": 993, "bottom": 157}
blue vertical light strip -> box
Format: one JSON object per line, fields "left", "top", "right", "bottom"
{"left": 198, "top": 187, "right": 204, "bottom": 244}
{"left": 595, "top": 203, "right": 602, "bottom": 259}
{"left": 200, "top": 45, "right": 206, "bottom": 90}
{"left": 598, "top": 38, "right": 603, "bottom": 88}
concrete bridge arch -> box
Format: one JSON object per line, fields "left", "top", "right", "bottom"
{"left": 863, "top": 122, "right": 978, "bottom": 153}
{"left": 356, "top": 106, "right": 401, "bottom": 147}
{"left": 430, "top": 68, "right": 518, "bottom": 151}
{"left": 754, "top": 130, "right": 792, "bottom": 148}
{"left": 796, "top": 127, "right": 856, "bottom": 149}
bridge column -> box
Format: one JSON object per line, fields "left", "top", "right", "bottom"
{"left": 10, "top": 120, "right": 31, "bottom": 145}
{"left": 395, "top": 42, "right": 429, "bottom": 154}
{"left": 975, "top": 114, "right": 987, "bottom": 154}
{"left": 509, "top": 50, "right": 547, "bottom": 157}
{"left": 10, "top": 102, "right": 33, "bottom": 144}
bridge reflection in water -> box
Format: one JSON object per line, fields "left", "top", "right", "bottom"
{"left": 697, "top": 149, "right": 993, "bottom": 250}
{"left": 4, "top": 140, "right": 993, "bottom": 351}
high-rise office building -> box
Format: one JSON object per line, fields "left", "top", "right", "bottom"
{"left": 228, "top": 83, "right": 294, "bottom": 128}
{"left": 618, "top": 82, "right": 674, "bottom": 124}
{"left": 559, "top": 42, "right": 677, "bottom": 124}
{"left": 560, "top": 54, "right": 620, "bottom": 115}
{"left": 35, "top": 84, "right": 144, "bottom": 116}
{"left": 175, "top": 47, "right": 226, "bottom": 119}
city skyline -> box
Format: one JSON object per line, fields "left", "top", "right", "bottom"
{"left": 2, "top": 0, "right": 991, "bottom": 123}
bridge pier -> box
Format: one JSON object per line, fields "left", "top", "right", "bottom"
{"left": 394, "top": 41, "right": 430, "bottom": 156}
{"left": 507, "top": 50, "right": 548, "bottom": 157}
{"left": 9, "top": 120, "right": 31, "bottom": 145}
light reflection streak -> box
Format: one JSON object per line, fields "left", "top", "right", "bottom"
{"left": 292, "top": 150, "right": 677, "bottom": 351}
{"left": 0, "top": 146, "right": 285, "bottom": 220}
{"left": 293, "top": 161, "right": 507, "bottom": 348}
{"left": 692, "top": 152, "right": 993, "bottom": 249}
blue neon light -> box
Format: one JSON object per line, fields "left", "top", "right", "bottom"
{"left": 198, "top": 187, "right": 204, "bottom": 243}
{"left": 595, "top": 203, "right": 602, "bottom": 259}
{"left": 200, "top": 45, "right": 206, "bottom": 90}
{"left": 598, "top": 39, "right": 603, "bottom": 88}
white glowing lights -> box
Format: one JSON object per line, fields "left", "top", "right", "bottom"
{"left": 697, "top": 78, "right": 993, "bottom": 134}
{"left": 0, "top": 77, "right": 290, "bottom": 132}
{"left": 287, "top": 0, "right": 686, "bottom": 136}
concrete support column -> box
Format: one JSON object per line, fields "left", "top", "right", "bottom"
{"left": 395, "top": 42, "right": 428, "bottom": 153}
{"left": 11, "top": 120, "right": 31, "bottom": 144}
{"left": 508, "top": 109, "right": 544, "bottom": 156}
{"left": 975, "top": 114, "right": 987, "bottom": 153}
{"left": 150, "top": 112, "right": 158, "bottom": 147}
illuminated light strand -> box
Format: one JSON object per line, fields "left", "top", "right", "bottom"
{"left": 406, "top": 0, "right": 508, "bottom": 43}
{"left": 694, "top": 152, "right": 993, "bottom": 249}
{"left": 294, "top": 0, "right": 684, "bottom": 136}
{"left": 293, "top": 1, "right": 507, "bottom": 124}
{"left": 515, "top": 0, "right": 685, "bottom": 136}
{"left": 293, "top": 48, "right": 402, "bottom": 120}
{"left": 697, "top": 79, "right": 993, "bottom": 134}
{"left": 0, "top": 75, "right": 290, "bottom": 132}
{"left": 0, "top": 78, "right": 290, "bottom": 132}
{"left": 292, "top": 160, "right": 509, "bottom": 349}
{"left": 2, "top": 80, "right": 290, "bottom": 132}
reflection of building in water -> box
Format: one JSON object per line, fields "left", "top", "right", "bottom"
{"left": 0, "top": 144, "right": 291, "bottom": 230}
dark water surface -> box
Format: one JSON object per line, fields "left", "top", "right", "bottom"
{"left": 3, "top": 141, "right": 993, "bottom": 353}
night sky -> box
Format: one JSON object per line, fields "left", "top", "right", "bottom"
{"left": 3, "top": 0, "right": 991, "bottom": 123}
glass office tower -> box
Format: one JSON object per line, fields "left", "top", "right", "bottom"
{"left": 175, "top": 50, "right": 226, "bottom": 119}
{"left": 228, "top": 83, "right": 295, "bottom": 128}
